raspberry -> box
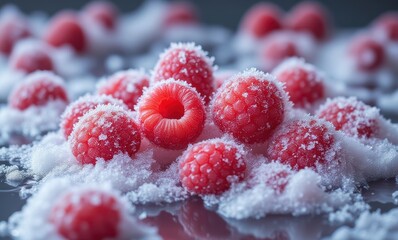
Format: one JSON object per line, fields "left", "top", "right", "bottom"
{"left": 214, "top": 70, "right": 236, "bottom": 89}
{"left": 83, "top": 1, "right": 118, "bottom": 30}
{"left": 44, "top": 11, "right": 86, "bottom": 53}
{"left": 372, "top": 12, "right": 398, "bottom": 42}
{"left": 273, "top": 58, "right": 325, "bottom": 108}
{"left": 348, "top": 35, "right": 384, "bottom": 72}
{"left": 69, "top": 105, "right": 141, "bottom": 164}
{"left": 316, "top": 97, "right": 380, "bottom": 138}
{"left": 49, "top": 189, "right": 121, "bottom": 240}
{"left": 152, "top": 43, "right": 215, "bottom": 103}
{"left": 266, "top": 117, "right": 336, "bottom": 170}
{"left": 179, "top": 139, "right": 246, "bottom": 195}
{"left": 9, "top": 41, "right": 53, "bottom": 74}
{"left": 60, "top": 95, "right": 127, "bottom": 139}
{"left": 137, "top": 79, "right": 206, "bottom": 150}
{"left": 240, "top": 3, "right": 283, "bottom": 38}
{"left": 97, "top": 70, "right": 149, "bottom": 110}
{"left": 8, "top": 71, "right": 68, "bottom": 110}
{"left": 0, "top": 13, "right": 30, "bottom": 55}
{"left": 286, "top": 2, "right": 329, "bottom": 41}
{"left": 211, "top": 68, "right": 286, "bottom": 144}
{"left": 164, "top": 2, "right": 198, "bottom": 27}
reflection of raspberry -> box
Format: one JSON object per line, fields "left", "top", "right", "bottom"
{"left": 286, "top": 2, "right": 328, "bottom": 41}
{"left": 152, "top": 43, "right": 215, "bottom": 103}
{"left": 97, "top": 70, "right": 149, "bottom": 110}
{"left": 70, "top": 105, "right": 141, "bottom": 164}
{"left": 137, "top": 79, "right": 206, "bottom": 150}
{"left": 240, "top": 3, "right": 282, "bottom": 38}
{"left": 316, "top": 97, "right": 379, "bottom": 138}
{"left": 44, "top": 11, "right": 86, "bottom": 53}
{"left": 211, "top": 68, "right": 286, "bottom": 144}
{"left": 61, "top": 95, "right": 126, "bottom": 139}
{"left": 165, "top": 2, "right": 198, "bottom": 26}
{"left": 49, "top": 189, "right": 121, "bottom": 240}
{"left": 179, "top": 139, "right": 246, "bottom": 195}
{"left": 273, "top": 58, "right": 325, "bottom": 108}
{"left": 266, "top": 117, "right": 336, "bottom": 170}
{"left": 0, "top": 14, "right": 30, "bottom": 55}
{"left": 8, "top": 71, "right": 68, "bottom": 110}
{"left": 10, "top": 41, "right": 53, "bottom": 74}
{"left": 372, "top": 13, "right": 398, "bottom": 42}
{"left": 348, "top": 35, "right": 384, "bottom": 72}
{"left": 83, "top": 1, "right": 118, "bottom": 30}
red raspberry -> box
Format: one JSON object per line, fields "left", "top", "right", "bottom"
{"left": 266, "top": 117, "right": 336, "bottom": 170}
{"left": 8, "top": 71, "right": 68, "bottom": 110}
{"left": 137, "top": 79, "right": 206, "bottom": 150}
{"left": 348, "top": 35, "right": 384, "bottom": 72}
{"left": 372, "top": 12, "right": 398, "bottom": 42}
{"left": 97, "top": 70, "right": 149, "bottom": 110}
{"left": 0, "top": 13, "right": 30, "bottom": 55}
{"left": 211, "top": 68, "right": 286, "bottom": 144}
{"left": 60, "top": 95, "right": 127, "bottom": 139}
{"left": 273, "top": 58, "right": 325, "bottom": 108}
{"left": 44, "top": 11, "right": 87, "bottom": 53}
{"left": 49, "top": 189, "right": 121, "bottom": 240}
{"left": 179, "top": 139, "right": 246, "bottom": 195}
{"left": 240, "top": 3, "right": 283, "bottom": 38}
{"left": 9, "top": 41, "right": 53, "bottom": 74}
{"left": 69, "top": 105, "right": 141, "bottom": 164}
{"left": 83, "top": 1, "right": 118, "bottom": 30}
{"left": 286, "top": 2, "right": 329, "bottom": 41}
{"left": 152, "top": 43, "right": 215, "bottom": 103}
{"left": 164, "top": 2, "right": 198, "bottom": 27}
{"left": 316, "top": 97, "right": 380, "bottom": 138}
{"left": 214, "top": 70, "right": 237, "bottom": 89}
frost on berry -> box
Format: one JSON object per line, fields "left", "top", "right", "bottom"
{"left": 179, "top": 138, "right": 246, "bottom": 195}
{"left": 266, "top": 116, "right": 337, "bottom": 170}
{"left": 97, "top": 69, "right": 149, "bottom": 110}
{"left": 83, "top": 1, "right": 118, "bottom": 30}
{"left": 152, "top": 42, "right": 215, "bottom": 103}
{"left": 250, "top": 162, "right": 295, "bottom": 194}
{"left": 69, "top": 105, "right": 141, "bottom": 164}
{"left": 137, "top": 79, "right": 206, "bottom": 150}
{"left": 0, "top": 11, "right": 30, "bottom": 55}
{"left": 60, "top": 94, "right": 127, "bottom": 139}
{"left": 211, "top": 68, "right": 287, "bottom": 144}
{"left": 8, "top": 71, "right": 69, "bottom": 110}
{"left": 348, "top": 35, "right": 385, "bottom": 72}
{"left": 273, "top": 57, "right": 325, "bottom": 109}
{"left": 316, "top": 97, "right": 380, "bottom": 139}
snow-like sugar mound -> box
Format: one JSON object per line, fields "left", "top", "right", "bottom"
{"left": 7, "top": 178, "right": 160, "bottom": 240}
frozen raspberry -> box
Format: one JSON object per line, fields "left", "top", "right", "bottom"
{"left": 49, "top": 189, "right": 121, "bottom": 240}
{"left": 9, "top": 41, "right": 53, "bottom": 74}
{"left": 44, "top": 11, "right": 86, "bottom": 53}
{"left": 372, "top": 12, "right": 398, "bottom": 42}
{"left": 286, "top": 2, "right": 329, "bottom": 41}
{"left": 179, "top": 139, "right": 246, "bottom": 195}
{"left": 83, "top": 1, "right": 118, "bottom": 30}
{"left": 137, "top": 79, "right": 206, "bottom": 150}
{"left": 69, "top": 105, "right": 141, "bottom": 164}
{"left": 211, "top": 69, "right": 286, "bottom": 144}
{"left": 61, "top": 95, "right": 127, "bottom": 139}
{"left": 316, "top": 97, "right": 380, "bottom": 138}
{"left": 348, "top": 35, "right": 384, "bottom": 72}
{"left": 0, "top": 13, "right": 30, "bottom": 55}
{"left": 164, "top": 2, "right": 198, "bottom": 26}
{"left": 214, "top": 70, "right": 237, "bottom": 89}
{"left": 8, "top": 71, "right": 68, "bottom": 110}
{"left": 152, "top": 43, "right": 215, "bottom": 103}
{"left": 266, "top": 117, "right": 336, "bottom": 170}
{"left": 240, "top": 3, "right": 283, "bottom": 38}
{"left": 97, "top": 70, "right": 149, "bottom": 110}
{"left": 273, "top": 58, "right": 325, "bottom": 108}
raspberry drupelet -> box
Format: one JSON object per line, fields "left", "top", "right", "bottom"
{"left": 137, "top": 79, "right": 206, "bottom": 150}
{"left": 179, "top": 138, "right": 246, "bottom": 195}
{"left": 69, "top": 105, "right": 141, "bottom": 164}
{"left": 211, "top": 68, "right": 287, "bottom": 144}
{"left": 8, "top": 71, "right": 68, "bottom": 110}
{"left": 97, "top": 69, "right": 149, "bottom": 110}
{"left": 152, "top": 42, "right": 215, "bottom": 103}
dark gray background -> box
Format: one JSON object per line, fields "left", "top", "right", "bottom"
{"left": 1, "top": 0, "right": 398, "bottom": 30}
